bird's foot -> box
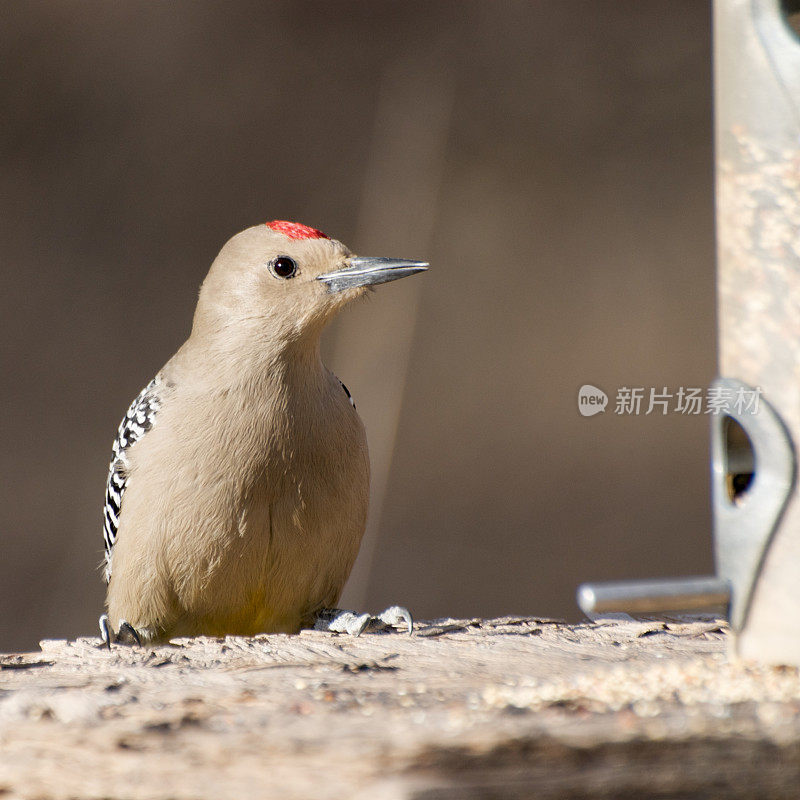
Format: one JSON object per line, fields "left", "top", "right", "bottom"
{"left": 98, "top": 614, "right": 143, "bottom": 648}
{"left": 314, "top": 605, "right": 413, "bottom": 636}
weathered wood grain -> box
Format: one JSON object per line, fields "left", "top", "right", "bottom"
{"left": 1, "top": 616, "right": 798, "bottom": 799}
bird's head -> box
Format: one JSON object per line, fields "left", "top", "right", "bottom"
{"left": 193, "top": 221, "right": 428, "bottom": 344}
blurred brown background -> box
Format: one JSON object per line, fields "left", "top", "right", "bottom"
{"left": 1, "top": 1, "right": 715, "bottom": 652}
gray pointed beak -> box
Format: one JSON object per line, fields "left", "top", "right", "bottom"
{"left": 317, "top": 256, "right": 428, "bottom": 293}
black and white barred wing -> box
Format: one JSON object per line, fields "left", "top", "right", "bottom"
{"left": 102, "top": 375, "right": 162, "bottom": 582}
{"left": 338, "top": 378, "right": 355, "bottom": 409}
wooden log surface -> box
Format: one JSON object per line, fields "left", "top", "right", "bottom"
{"left": 1, "top": 616, "right": 799, "bottom": 799}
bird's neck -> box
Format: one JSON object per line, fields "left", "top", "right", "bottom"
{"left": 186, "top": 319, "right": 329, "bottom": 395}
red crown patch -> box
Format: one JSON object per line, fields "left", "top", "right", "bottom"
{"left": 266, "top": 220, "right": 329, "bottom": 241}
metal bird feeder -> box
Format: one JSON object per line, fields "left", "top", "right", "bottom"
{"left": 578, "top": 0, "right": 800, "bottom": 666}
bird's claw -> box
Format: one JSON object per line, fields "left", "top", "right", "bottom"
{"left": 98, "top": 614, "right": 143, "bottom": 647}
{"left": 377, "top": 605, "right": 414, "bottom": 634}
{"left": 325, "top": 611, "right": 373, "bottom": 636}
{"left": 315, "top": 605, "right": 413, "bottom": 636}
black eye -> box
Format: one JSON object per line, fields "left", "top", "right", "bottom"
{"left": 271, "top": 256, "right": 297, "bottom": 279}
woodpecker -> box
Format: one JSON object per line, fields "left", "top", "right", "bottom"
{"left": 99, "top": 220, "right": 427, "bottom": 646}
